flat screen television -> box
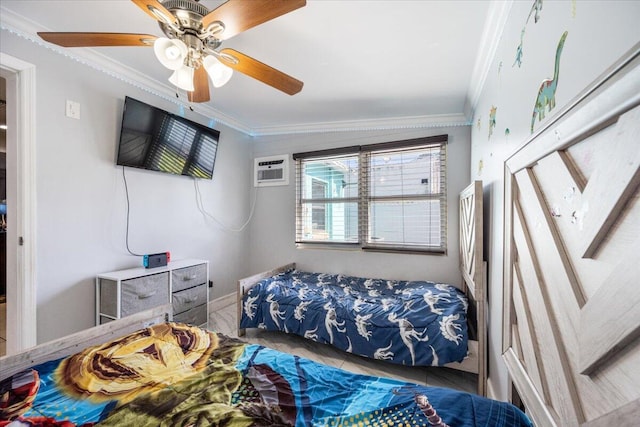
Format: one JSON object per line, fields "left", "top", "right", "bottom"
{"left": 116, "top": 96, "right": 219, "bottom": 179}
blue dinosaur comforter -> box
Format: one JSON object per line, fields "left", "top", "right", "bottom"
{"left": 240, "top": 270, "right": 469, "bottom": 366}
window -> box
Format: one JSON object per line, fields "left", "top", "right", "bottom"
{"left": 297, "top": 152, "right": 359, "bottom": 243}
{"left": 294, "top": 135, "right": 447, "bottom": 253}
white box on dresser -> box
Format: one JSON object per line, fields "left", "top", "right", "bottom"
{"left": 96, "top": 259, "right": 209, "bottom": 328}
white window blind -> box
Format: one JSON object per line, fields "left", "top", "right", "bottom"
{"left": 294, "top": 135, "right": 447, "bottom": 253}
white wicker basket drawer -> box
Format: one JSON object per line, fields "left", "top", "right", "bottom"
{"left": 121, "top": 272, "right": 170, "bottom": 317}
{"left": 172, "top": 264, "right": 207, "bottom": 292}
{"left": 172, "top": 283, "right": 207, "bottom": 315}
{"left": 173, "top": 303, "right": 207, "bottom": 326}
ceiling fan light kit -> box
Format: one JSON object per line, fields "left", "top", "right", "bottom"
{"left": 153, "top": 37, "right": 188, "bottom": 70}
{"left": 169, "top": 66, "right": 195, "bottom": 91}
{"left": 203, "top": 55, "right": 233, "bottom": 88}
{"left": 37, "top": 0, "right": 306, "bottom": 102}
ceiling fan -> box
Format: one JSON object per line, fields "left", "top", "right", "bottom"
{"left": 38, "top": 0, "right": 306, "bottom": 103}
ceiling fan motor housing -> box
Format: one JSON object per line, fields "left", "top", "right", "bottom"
{"left": 159, "top": 0, "right": 223, "bottom": 54}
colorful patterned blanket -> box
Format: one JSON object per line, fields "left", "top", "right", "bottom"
{"left": 241, "top": 270, "right": 469, "bottom": 366}
{"left": 0, "top": 323, "right": 531, "bottom": 427}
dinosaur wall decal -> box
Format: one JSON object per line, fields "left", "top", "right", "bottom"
{"left": 488, "top": 105, "right": 497, "bottom": 139}
{"left": 531, "top": 31, "right": 568, "bottom": 133}
{"left": 513, "top": 28, "right": 525, "bottom": 68}
{"left": 527, "top": 0, "right": 544, "bottom": 24}
{"left": 513, "top": 1, "right": 543, "bottom": 73}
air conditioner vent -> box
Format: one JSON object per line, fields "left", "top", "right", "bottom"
{"left": 258, "top": 168, "right": 283, "bottom": 181}
{"left": 254, "top": 155, "right": 289, "bottom": 187}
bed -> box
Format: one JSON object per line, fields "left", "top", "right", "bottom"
{"left": 238, "top": 181, "right": 487, "bottom": 396}
{"left": 502, "top": 44, "right": 640, "bottom": 425}
{"left": 0, "top": 305, "right": 530, "bottom": 427}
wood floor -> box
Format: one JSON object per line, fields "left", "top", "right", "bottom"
{"left": 207, "top": 296, "right": 478, "bottom": 394}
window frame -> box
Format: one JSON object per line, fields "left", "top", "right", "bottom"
{"left": 294, "top": 135, "right": 448, "bottom": 254}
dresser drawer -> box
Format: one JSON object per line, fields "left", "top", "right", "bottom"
{"left": 173, "top": 303, "right": 207, "bottom": 326}
{"left": 172, "top": 283, "right": 207, "bottom": 315}
{"left": 121, "top": 272, "right": 170, "bottom": 317}
{"left": 172, "top": 263, "right": 207, "bottom": 292}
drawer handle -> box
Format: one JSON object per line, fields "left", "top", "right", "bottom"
{"left": 138, "top": 291, "right": 157, "bottom": 299}
{"left": 182, "top": 274, "right": 197, "bottom": 281}
{"left": 184, "top": 297, "right": 197, "bottom": 303}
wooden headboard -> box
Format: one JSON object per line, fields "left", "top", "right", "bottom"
{"left": 503, "top": 45, "right": 640, "bottom": 426}
{"left": 459, "top": 181, "right": 485, "bottom": 304}
{"left": 450, "top": 180, "right": 486, "bottom": 396}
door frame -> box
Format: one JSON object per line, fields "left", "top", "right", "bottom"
{"left": 0, "top": 53, "right": 37, "bottom": 354}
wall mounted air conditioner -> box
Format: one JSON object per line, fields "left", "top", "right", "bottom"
{"left": 254, "top": 154, "right": 289, "bottom": 187}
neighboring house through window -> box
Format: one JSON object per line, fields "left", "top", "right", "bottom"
{"left": 294, "top": 135, "right": 448, "bottom": 253}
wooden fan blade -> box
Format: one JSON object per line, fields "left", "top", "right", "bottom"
{"left": 202, "top": 0, "right": 306, "bottom": 40}
{"left": 188, "top": 67, "right": 211, "bottom": 103}
{"left": 38, "top": 32, "right": 157, "bottom": 47}
{"left": 219, "top": 48, "right": 303, "bottom": 95}
{"left": 131, "top": 0, "right": 178, "bottom": 26}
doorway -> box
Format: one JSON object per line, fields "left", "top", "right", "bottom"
{"left": 1, "top": 76, "right": 6, "bottom": 356}
{"left": 0, "top": 52, "right": 37, "bottom": 355}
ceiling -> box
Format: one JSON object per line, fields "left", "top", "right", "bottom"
{"left": 0, "top": 1, "right": 508, "bottom": 136}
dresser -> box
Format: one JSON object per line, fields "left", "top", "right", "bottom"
{"left": 96, "top": 259, "right": 209, "bottom": 328}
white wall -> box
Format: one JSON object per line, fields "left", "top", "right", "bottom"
{"left": 470, "top": 1, "right": 640, "bottom": 401}
{"left": 248, "top": 125, "right": 470, "bottom": 285}
{"left": 0, "top": 31, "right": 254, "bottom": 344}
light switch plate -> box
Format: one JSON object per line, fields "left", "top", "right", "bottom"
{"left": 66, "top": 100, "right": 80, "bottom": 119}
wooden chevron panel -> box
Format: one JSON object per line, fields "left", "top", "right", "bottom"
{"left": 459, "top": 181, "right": 483, "bottom": 300}
{"left": 511, "top": 267, "right": 547, "bottom": 403}
{"left": 456, "top": 180, "right": 486, "bottom": 397}
{"left": 512, "top": 197, "right": 582, "bottom": 424}
{"left": 504, "top": 48, "right": 640, "bottom": 426}
{"left": 578, "top": 107, "right": 640, "bottom": 258}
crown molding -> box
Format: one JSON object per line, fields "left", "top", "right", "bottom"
{"left": 464, "top": 0, "right": 514, "bottom": 120}
{"left": 249, "top": 113, "right": 471, "bottom": 137}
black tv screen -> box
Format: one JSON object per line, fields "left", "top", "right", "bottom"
{"left": 116, "top": 96, "right": 219, "bottom": 179}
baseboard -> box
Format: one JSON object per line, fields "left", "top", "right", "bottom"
{"left": 208, "top": 293, "right": 235, "bottom": 312}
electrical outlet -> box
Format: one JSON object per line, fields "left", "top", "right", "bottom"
{"left": 66, "top": 100, "right": 80, "bottom": 119}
